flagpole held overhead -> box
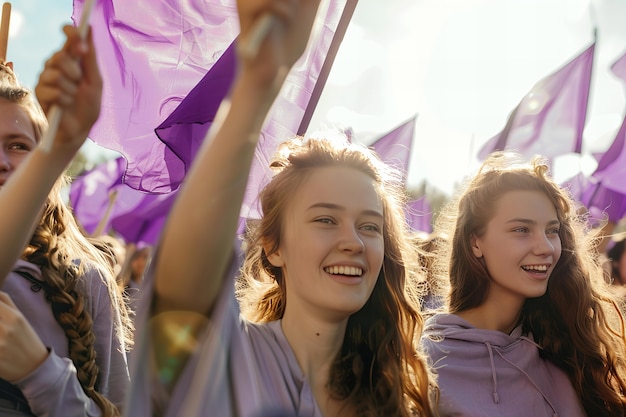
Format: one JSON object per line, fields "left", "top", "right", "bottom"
{"left": 38, "top": 0, "right": 96, "bottom": 153}
{"left": 0, "top": 2, "right": 11, "bottom": 63}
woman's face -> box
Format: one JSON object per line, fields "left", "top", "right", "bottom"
{"left": 0, "top": 98, "right": 37, "bottom": 188}
{"left": 266, "top": 165, "right": 385, "bottom": 321}
{"left": 471, "top": 190, "right": 562, "bottom": 306}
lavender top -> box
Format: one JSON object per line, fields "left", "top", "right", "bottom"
{"left": 421, "top": 313, "right": 586, "bottom": 417}
{"left": 4, "top": 259, "right": 129, "bottom": 416}
{"left": 125, "top": 246, "right": 320, "bottom": 417}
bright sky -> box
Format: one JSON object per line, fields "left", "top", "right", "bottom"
{"left": 6, "top": 0, "right": 626, "bottom": 195}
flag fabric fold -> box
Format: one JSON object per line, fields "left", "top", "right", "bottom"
{"left": 72, "top": 0, "right": 240, "bottom": 193}
{"left": 478, "top": 43, "right": 595, "bottom": 162}
{"left": 69, "top": 157, "right": 176, "bottom": 246}
{"left": 590, "top": 115, "right": 626, "bottom": 196}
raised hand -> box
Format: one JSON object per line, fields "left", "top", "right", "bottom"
{"left": 236, "top": 0, "right": 322, "bottom": 88}
{"left": 35, "top": 24, "right": 102, "bottom": 152}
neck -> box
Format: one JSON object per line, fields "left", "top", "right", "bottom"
{"left": 280, "top": 309, "right": 348, "bottom": 389}
{"left": 456, "top": 297, "right": 523, "bottom": 334}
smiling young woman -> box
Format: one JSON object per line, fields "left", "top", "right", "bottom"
{"left": 421, "top": 151, "right": 626, "bottom": 417}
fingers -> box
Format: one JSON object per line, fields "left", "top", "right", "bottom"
{"left": 35, "top": 25, "right": 91, "bottom": 114}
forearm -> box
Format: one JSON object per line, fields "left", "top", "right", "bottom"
{"left": 153, "top": 73, "right": 279, "bottom": 316}
{"left": 0, "top": 144, "right": 79, "bottom": 283}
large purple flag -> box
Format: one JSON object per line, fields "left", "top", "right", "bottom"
{"left": 612, "top": 50, "right": 626, "bottom": 82}
{"left": 369, "top": 116, "right": 417, "bottom": 184}
{"left": 478, "top": 43, "right": 595, "bottom": 161}
{"left": 70, "top": 157, "right": 176, "bottom": 246}
{"left": 406, "top": 197, "right": 432, "bottom": 233}
{"left": 72, "top": 0, "right": 240, "bottom": 193}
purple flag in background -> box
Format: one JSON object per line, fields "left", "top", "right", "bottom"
{"left": 561, "top": 173, "right": 625, "bottom": 225}
{"left": 406, "top": 197, "right": 432, "bottom": 233}
{"left": 591, "top": 115, "right": 626, "bottom": 195}
{"left": 611, "top": 50, "right": 626, "bottom": 82}
{"left": 478, "top": 43, "right": 595, "bottom": 162}
{"left": 70, "top": 158, "right": 176, "bottom": 246}
{"left": 369, "top": 115, "right": 417, "bottom": 184}
{"left": 72, "top": 0, "right": 240, "bottom": 193}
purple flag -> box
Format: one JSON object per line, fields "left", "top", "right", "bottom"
{"left": 369, "top": 116, "right": 417, "bottom": 184}
{"left": 478, "top": 43, "right": 595, "bottom": 161}
{"left": 405, "top": 197, "right": 432, "bottom": 233}
{"left": 561, "top": 173, "right": 625, "bottom": 225}
{"left": 611, "top": 50, "right": 626, "bottom": 82}
{"left": 70, "top": 157, "right": 176, "bottom": 246}
{"left": 591, "top": 115, "right": 626, "bottom": 196}
{"left": 155, "top": 40, "right": 237, "bottom": 166}
{"left": 72, "top": 0, "right": 240, "bottom": 193}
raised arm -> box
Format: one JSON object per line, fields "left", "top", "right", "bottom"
{"left": 0, "top": 25, "right": 101, "bottom": 282}
{"left": 152, "top": 0, "right": 322, "bottom": 316}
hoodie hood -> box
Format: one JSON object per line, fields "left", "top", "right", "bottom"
{"left": 421, "top": 313, "right": 585, "bottom": 417}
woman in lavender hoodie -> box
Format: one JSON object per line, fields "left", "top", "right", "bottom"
{"left": 0, "top": 27, "right": 131, "bottom": 416}
{"left": 421, "top": 152, "right": 626, "bottom": 417}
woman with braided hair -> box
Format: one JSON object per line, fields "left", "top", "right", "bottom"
{"left": 0, "top": 25, "right": 131, "bottom": 416}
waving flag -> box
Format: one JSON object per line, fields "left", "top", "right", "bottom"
{"left": 369, "top": 115, "right": 417, "bottom": 184}
{"left": 478, "top": 43, "right": 595, "bottom": 162}
{"left": 562, "top": 172, "right": 625, "bottom": 225}
{"left": 591, "top": 115, "right": 626, "bottom": 196}
{"left": 70, "top": 157, "right": 176, "bottom": 246}
{"left": 72, "top": 0, "right": 240, "bottom": 193}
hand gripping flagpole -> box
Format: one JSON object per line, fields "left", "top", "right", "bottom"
{"left": 39, "top": 0, "right": 96, "bottom": 153}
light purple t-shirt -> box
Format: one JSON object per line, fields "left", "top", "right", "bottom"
{"left": 421, "top": 313, "right": 586, "bottom": 417}
{"left": 4, "top": 259, "right": 130, "bottom": 416}
{"left": 125, "top": 246, "right": 320, "bottom": 417}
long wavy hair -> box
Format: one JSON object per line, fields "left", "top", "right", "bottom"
{"left": 238, "top": 134, "right": 435, "bottom": 416}
{"left": 1, "top": 64, "right": 131, "bottom": 417}
{"left": 435, "top": 151, "right": 626, "bottom": 416}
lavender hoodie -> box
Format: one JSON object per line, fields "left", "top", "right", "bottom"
{"left": 3, "top": 259, "right": 129, "bottom": 416}
{"left": 421, "top": 314, "right": 586, "bottom": 417}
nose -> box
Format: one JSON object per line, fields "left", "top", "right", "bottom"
{"left": 533, "top": 233, "right": 556, "bottom": 256}
{"left": 0, "top": 149, "right": 10, "bottom": 172}
{"left": 337, "top": 225, "right": 365, "bottom": 253}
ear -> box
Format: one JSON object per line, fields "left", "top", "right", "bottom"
{"left": 470, "top": 235, "right": 483, "bottom": 258}
{"left": 263, "top": 241, "right": 284, "bottom": 267}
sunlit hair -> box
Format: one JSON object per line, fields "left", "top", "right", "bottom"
{"left": 238, "top": 134, "right": 436, "bottom": 417}
{"left": 435, "top": 151, "right": 626, "bottom": 416}
{"left": 0, "top": 63, "right": 47, "bottom": 141}
{"left": 1, "top": 67, "right": 130, "bottom": 417}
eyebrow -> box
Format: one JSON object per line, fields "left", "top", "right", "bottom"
{"left": 506, "top": 218, "right": 560, "bottom": 226}
{"left": 306, "top": 202, "right": 383, "bottom": 219}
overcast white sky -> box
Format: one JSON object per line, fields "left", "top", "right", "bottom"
{"left": 7, "top": 0, "right": 626, "bottom": 195}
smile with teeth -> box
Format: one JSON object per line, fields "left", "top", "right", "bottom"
{"left": 324, "top": 266, "right": 363, "bottom": 276}
{"left": 521, "top": 264, "right": 549, "bottom": 272}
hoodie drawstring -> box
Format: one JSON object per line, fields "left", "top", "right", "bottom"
{"left": 485, "top": 341, "right": 559, "bottom": 417}
{"left": 485, "top": 343, "right": 500, "bottom": 404}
